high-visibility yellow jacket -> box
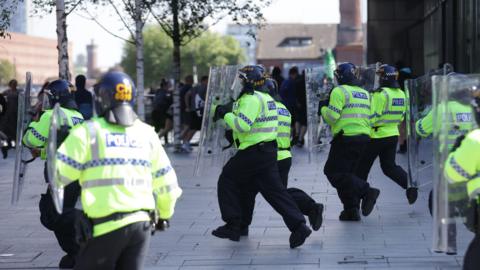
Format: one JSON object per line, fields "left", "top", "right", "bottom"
{"left": 223, "top": 91, "right": 278, "bottom": 150}
{"left": 56, "top": 117, "right": 182, "bottom": 237}
{"left": 276, "top": 102, "right": 292, "bottom": 161}
{"left": 370, "top": 87, "right": 406, "bottom": 139}
{"left": 23, "top": 108, "right": 84, "bottom": 159}
{"left": 320, "top": 85, "right": 372, "bottom": 136}
{"left": 445, "top": 129, "right": 480, "bottom": 202}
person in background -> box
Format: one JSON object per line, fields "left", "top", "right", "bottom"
{"left": 74, "top": 75, "right": 93, "bottom": 120}
{"left": 294, "top": 71, "right": 307, "bottom": 147}
{"left": 153, "top": 79, "right": 173, "bottom": 145}
{"left": 279, "top": 67, "right": 299, "bottom": 143}
{"left": 183, "top": 75, "right": 208, "bottom": 152}
{"left": 395, "top": 61, "right": 413, "bottom": 153}
{"left": 0, "top": 79, "right": 19, "bottom": 158}
{"left": 180, "top": 75, "right": 194, "bottom": 152}
{"left": 271, "top": 66, "right": 284, "bottom": 90}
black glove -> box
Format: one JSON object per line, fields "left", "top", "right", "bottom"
{"left": 463, "top": 200, "right": 479, "bottom": 233}
{"left": 451, "top": 134, "right": 466, "bottom": 152}
{"left": 155, "top": 219, "right": 170, "bottom": 231}
{"left": 213, "top": 102, "right": 233, "bottom": 122}
{"left": 74, "top": 211, "right": 93, "bottom": 244}
{"left": 224, "top": 129, "right": 234, "bottom": 145}
{"left": 318, "top": 99, "right": 329, "bottom": 111}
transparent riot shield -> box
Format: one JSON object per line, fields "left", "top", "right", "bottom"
{"left": 358, "top": 62, "right": 381, "bottom": 92}
{"left": 305, "top": 67, "right": 331, "bottom": 162}
{"left": 194, "top": 65, "right": 241, "bottom": 176}
{"left": 406, "top": 64, "right": 454, "bottom": 189}
{"left": 46, "top": 103, "right": 67, "bottom": 213}
{"left": 432, "top": 74, "right": 479, "bottom": 254}
{"left": 11, "top": 72, "right": 35, "bottom": 204}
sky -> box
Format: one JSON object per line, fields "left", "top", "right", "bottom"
{"left": 25, "top": 0, "right": 366, "bottom": 70}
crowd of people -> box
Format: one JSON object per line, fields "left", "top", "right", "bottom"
{"left": 150, "top": 75, "right": 208, "bottom": 152}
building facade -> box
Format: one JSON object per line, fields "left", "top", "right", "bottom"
{"left": 367, "top": 0, "right": 480, "bottom": 74}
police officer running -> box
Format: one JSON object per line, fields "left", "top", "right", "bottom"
{"left": 239, "top": 78, "right": 324, "bottom": 234}
{"left": 319, "top": 62, "right": 380, "bottom": 221}
{"left": 355, "top": 65, "right": 418, "bottom": 204}
{"left": 443, "top": 92, "right": 480, "bottom": 270}
{"left": 55, "top": 72, "right": 182, "bottom": 270}
{"left": 212, "top": 65, "right": 312, "bottom": 249}
{"left": 22, "top": 80, "right": 84, "bottom": 268}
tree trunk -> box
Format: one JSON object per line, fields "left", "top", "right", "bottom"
{"left": 56, "top": 0, "right": 70, "bottom": 80}
{"left": 172, "top": 0, "right": 182, "bottom": 150}
{"left": 134, "top": 0, "right": 145, "bottom": 120}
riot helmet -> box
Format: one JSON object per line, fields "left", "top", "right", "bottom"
{"left": 263, "top": 78, "right": 281, "bottom": 101}
{"left": 447, "top": 73, "right": 475, "bottom": 106}
{"left": 334, "top": 62, "right": 359, "bottom": 86}
{"left": 44, "top": 79, "right": 77, "bottom": 110}
{"left": 94, "top": 71, "right": 137, "bottom": 126}
{"left": 377, "top": 64, "right": 400, "bottom": 88}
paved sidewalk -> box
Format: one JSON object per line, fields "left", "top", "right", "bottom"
{"left": 0, "top": 145, "right": 471, "bottom": 269}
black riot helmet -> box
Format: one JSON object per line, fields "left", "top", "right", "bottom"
{"left": 45, "top": 79, "right": 77, "bottom": 110}
{"left": 377, "top": 64, "right": 400, "bottom": 88}
{"left": 238, "top": 65, "right": 267, "bottom": 93}
{"left": 334, "top": 62, "right": 360, "bottom": 86}
{"left": 94, "top": 71, "right": 137, "bottom": 126}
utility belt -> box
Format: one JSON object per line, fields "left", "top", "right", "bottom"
{"left": 331, "top": 130, "right": 370, "bottom": 144}
{"left": 278, "top": 147, "right": 291, "bottom": 151}
{"left": 240, "top": 140, "right": 277, "bottom": 152}
{"left": 75, "top": 210, "right": 154, "bottom": 244}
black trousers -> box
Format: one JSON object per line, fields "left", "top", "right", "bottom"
{"left": 218, "top": 141, "right": 306, "bottom": 232}
{"left": 74, "top": 221, "right": 151, "bottom": 270}
{"left": 355, "top": 136, "right": 408, "bottom": 189}
{"left": 40, "top": 164, "right": 81, "bottom": 256}
{"left": 324, "top": 135, "right": 370, "bottom": 210}
{"left": 240, "top": 158, "right": 317, "bottom": 227}
{"left": 464, "top": 234, "right": 480, "bottom": 270}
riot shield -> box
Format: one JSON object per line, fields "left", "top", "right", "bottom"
{"left": 406, "top": 64, "right": 454, "bottom": 189}
{"left": 46, "top": 103, "right": 67, "bottom": 213}
{"left": 358, "top": 62, "right": 381, "bottom": 92}
{"left": 194, "top": 65, "right": 241, "bottom": 176}
{"left": 432, "top": 74, "right": 479, "bottom": 254}
{"left": 305, "top": 67, "right": 331, "bottom": 162}
{"left": 11, "top": 72, "right": 35, "bottom": 204}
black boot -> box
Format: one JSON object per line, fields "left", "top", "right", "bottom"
{"left": 308, "top": 203, "right": 324, "bottom": 231}
{"left": 212, "top": 224, "right": 241, "bottom": 242}
{"left": 240, "top": 226, "right": 248, "bottom": 236}
{"left": 406, "top": 187, "right": 418, "bottom": 205}
{"left": 339, "top": 208, "right": 361, "bottom": 221}
{"left": 59, "top": 254, "right": 75, "bottom": 269}
{"left": 289, "top": 223, "right": 312, "bottom": 249}
{"left": 361, "top": 188, "right": 380, "bottom": 216}
{"left": 1, "top": 146, "right": 7, "bottom": 159}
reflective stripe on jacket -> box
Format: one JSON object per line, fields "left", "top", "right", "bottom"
{"left": 224, "top": 91, "right": 278, "bottom": 150}
{"left": 56, "top": 117, "right": 182, "bottom": 237}
{"left": 445, "top": 129, "right": 480, "bottom": 201}
{"left": 320, "top": 85, "right": 372, "bottom": 136}
{"left": 371, "top": 87, "right": 406, "bottom": 139}
{"left": 276, "top": 102, "right": 292, "bottom": 161}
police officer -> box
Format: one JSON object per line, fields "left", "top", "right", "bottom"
{"left": 212, "top": 65, "right": 311, "bottom": 249}
{"left": 355, "top": 65, "right": 418, "bottom": 204}
{"left": 22, "top": 79, "right": 84, "bottom": 268}
{"left": 239, "top": 79, "right": 324, "bottom": 233}
{"left": 55, "top": 72, "right": 182, "bottom": 270}
{"left": 444, "top": 96, "right": 480, "bottom": 270}
{"left": 320, "top": 62, "right": 380, "bottom": 221}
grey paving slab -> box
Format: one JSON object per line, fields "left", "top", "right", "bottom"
{"left": 0, "top": 145, "right": 471, "bottom": 269}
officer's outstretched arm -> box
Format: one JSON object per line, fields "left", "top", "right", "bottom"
{"left": 415, "top": 110, "right": 433, "bottom": 137}
{"left": 151, "top": 135, "right": 182, "bottom": 220}
{"left": 445, "top": 133, "right": 480, "bottom": 198}
{"left": 320, "top": 87, "right": 344, "bottom": 126}
{"left": 55, "top": 125, "right": 88, "bottom": 188}
{"left": 23, "top": 111, "right": 52, "bottom": 149}
{"left": 224, "top": 95, "right": 260, "bottom": 133}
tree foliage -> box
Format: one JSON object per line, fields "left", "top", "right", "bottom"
{"left": 120, "top": 26, "right": 245, "bottom": 88}
{"left": 0, "top": 0, "right": 23, "bottom": 38}
{"left": 0, "top": 59, "right": 15, "bottom": 84}
{"left": 148, "top": 0, "right": 270, "bottom": 46}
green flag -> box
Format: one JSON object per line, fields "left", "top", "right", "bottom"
{"left": 324, "top": 49, "right": 336, "bottom": 80}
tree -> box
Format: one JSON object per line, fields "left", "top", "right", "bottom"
{"left": 148, "top": 0, "right": 271, "bottom": 148}
{"left": 31, "top": 0, "right": 83, "bottom": 80}
{"left": 0, "top": 0, "right": 22, "bottom": 38}
{"left": 0, "top": 59, "right": 15, "bottom": 84}
{"left": 120, "top": 27, "right": 245, "bottom": 87}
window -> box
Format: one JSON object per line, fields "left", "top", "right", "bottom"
{"left": 278, "top": 37, "right": 313, "bottom": 47}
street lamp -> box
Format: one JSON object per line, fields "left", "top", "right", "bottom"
{"left": 0, "top": 44, "right": 17, "bottom": 79}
